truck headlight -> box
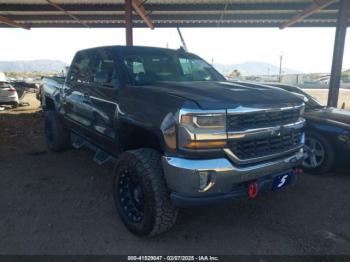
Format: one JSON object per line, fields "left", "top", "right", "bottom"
{"left": 178, "top": 110, "right": 227, "bottom": 150}
{"left": 181, "top": 114, "right": 225, "bottom": 129}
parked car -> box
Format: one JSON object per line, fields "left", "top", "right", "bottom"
{"left": 0, "top": 81, "right": 19, "bottom": 108}
{"left": 263, "top": 83, "right": 350, "bottom": 174}
{"left": 42, "top": 46, "right": 305, "bottom": 236}
{"left": 11, "top": 80, "right": 37, "bottom": 98}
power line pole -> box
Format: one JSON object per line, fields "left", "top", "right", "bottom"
{"left": 279, "top": 53, "right": 283, "bottom": 83}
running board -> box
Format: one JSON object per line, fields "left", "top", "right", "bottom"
{"left": 71, "top": 135, "right": 115, "bottom": 165}
{"left": 94, "top": 149, "right": 113, "bottom": 165}
{"left": 72, "top": 136, "right": 86, "bottom": 149}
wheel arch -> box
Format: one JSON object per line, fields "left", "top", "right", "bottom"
{"left": 119, "top": 121, "right": 166, "bottom": 154}
{"left": 43, "top": 95, "right": 56, "bottom": 111}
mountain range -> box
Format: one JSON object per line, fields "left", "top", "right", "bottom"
{"left": 214, "top": 61, "right": 302, "bottom": 76}
{"left": 0, "top": 59, "right": 302, "bottom": 76}
{"left": 0, "top": 60, "right": 68, "bottom": 73}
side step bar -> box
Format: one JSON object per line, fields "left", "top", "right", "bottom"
{"left": 72, "top": 136, "right": 86, "bottom": 149}
{"left": 94, "top": 150, "right": 113, "bottom": 165}
{"left": 72, "top": 135, "right": 116, "bottom": 165}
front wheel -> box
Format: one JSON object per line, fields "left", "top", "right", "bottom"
{"left": 113, "top": 148, "right": 178, "bottom": 237}
{"left": 302, "top": 132, "right": 335, "bottom": 174}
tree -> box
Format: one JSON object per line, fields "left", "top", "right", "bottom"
{"left": 342, "top": 69, "right": 350, "bottom": 77}
{"left": 228, "top": 69, "right": 241, "bottom": 79}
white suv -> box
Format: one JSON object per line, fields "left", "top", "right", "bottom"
{"left": 0, "top": 82, "right": 19, "bottom": 108}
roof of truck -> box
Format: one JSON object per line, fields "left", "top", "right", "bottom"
{"left": 78, "top": 45, "right": 184, "bottom": 53}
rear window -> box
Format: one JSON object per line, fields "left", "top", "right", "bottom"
{"left": 0, "top": 82, "right": 11, "bottom": 88}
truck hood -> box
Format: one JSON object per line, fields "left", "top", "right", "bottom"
{"left": 141, "top": 81, "right": 304, "bottom": 109}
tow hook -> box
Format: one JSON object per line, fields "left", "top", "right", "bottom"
{"left": 248, "top": 182, "right": 259, "bottom": 199}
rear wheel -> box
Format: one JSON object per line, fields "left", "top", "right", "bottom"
{"left": 44, "top": 111, "right": 71, "bottom": 152}
{"left": 113, "top": 148, "right": 178, "bottom": 236}
{"left": 302, "top": 132, "right": 335, "bottom": 174}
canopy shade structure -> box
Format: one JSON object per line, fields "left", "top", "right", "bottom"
{"left": 0, "top": 0, "right": 346, "bottom": 29}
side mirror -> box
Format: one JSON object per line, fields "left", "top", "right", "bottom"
{"left": 94, "top": 71, "right": 109, "bottom": 84}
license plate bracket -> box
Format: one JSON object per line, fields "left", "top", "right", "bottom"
{"left": 272, "top": 171, "right": 294, "bottom": 190}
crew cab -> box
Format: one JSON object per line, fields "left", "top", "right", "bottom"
{"left": 42, "top": 46, "right": 305, "bottom": 236}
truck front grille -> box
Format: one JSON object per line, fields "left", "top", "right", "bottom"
{"left": 227, "top": 108, "right": 300, "bottom": 131}
{"left": 228, "top": 130, "right": 303, "bottom": 160}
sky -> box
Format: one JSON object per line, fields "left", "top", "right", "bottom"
{"left": 1, "top": 27, "right": 349, "bottom": 74}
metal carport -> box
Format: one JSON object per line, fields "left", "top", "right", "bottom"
{"left": 0, "top": 0, "right": 349, "bottom": 107}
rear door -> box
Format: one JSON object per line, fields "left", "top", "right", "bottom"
{"left": 62, "top": 50, "right": 95, "bottom": 133}
{"left": 83, "top": 48, "right": 121, "bottom": 151}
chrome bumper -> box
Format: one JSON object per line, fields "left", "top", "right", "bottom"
{"left": 162, "top": 149, "right": 304, "bottom": 197}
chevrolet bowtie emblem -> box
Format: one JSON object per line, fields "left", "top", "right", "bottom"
{"left": 271, "top": 126, "right": 282, "bottom": 136}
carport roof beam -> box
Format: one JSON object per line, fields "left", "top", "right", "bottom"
{"left": 280, "top": 0, "right": 337, "bottom": 29}
{"left": 45, "top": 0, "right": 89, "bottom": 28}
{"left": 132, "top": 0, "right": 154, "bottom": 29}
{"left": 0, "top": 15, "right": 29, "bottom": 29}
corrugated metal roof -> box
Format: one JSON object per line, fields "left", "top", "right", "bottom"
{"left": 0, "top": 0, "right": 317, "bottom": 3}
{"left": 0, "top": 0, "right": 342, "bottom": 28}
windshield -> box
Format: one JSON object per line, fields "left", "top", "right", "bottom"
{"left": 120, "top": 50, "right": 225, "bottom": 85}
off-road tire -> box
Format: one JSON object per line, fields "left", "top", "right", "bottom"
{"left": 44, "top": 111, "right": 71, "bottom": 152}
{"left": 303, "top": 132, "right": 335, "bottom": 174}
{"left": 113, "top": 148, "right": 178, "bottom": 237}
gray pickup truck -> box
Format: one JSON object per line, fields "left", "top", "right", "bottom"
{"left": 42, "top": 46, "right": 305, "bottom": 236}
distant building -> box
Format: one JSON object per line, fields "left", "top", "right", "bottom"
{"left": 0, "top": 72, "right": 6, "bottom": 82}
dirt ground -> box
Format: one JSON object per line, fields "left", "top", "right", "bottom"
{"left": 0, "top": 93, "right": 350, "bottom": 255}
{"left": 304, "top": 88, "right": 350, "bottom": 109}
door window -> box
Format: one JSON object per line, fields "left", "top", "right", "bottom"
{"left": 68, "top": 51, "right": 94, "bottom": 84}
{"left": 90, "top": 49, "right": 119, "bottom": 87}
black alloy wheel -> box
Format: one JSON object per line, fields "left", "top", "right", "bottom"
{"left": 113, "top": 148, "right": 178, "bottom": 237}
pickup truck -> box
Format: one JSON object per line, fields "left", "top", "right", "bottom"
{"left": 42, "top": 46, "right": 306, "bottom": 236}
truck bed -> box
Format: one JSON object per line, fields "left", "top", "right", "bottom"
{"left": 42, "top": 76, "right": 65, "bottom": 98}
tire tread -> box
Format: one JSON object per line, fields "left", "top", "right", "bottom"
{"left": 114, "top": 148, "right": 178, "bottom": 236}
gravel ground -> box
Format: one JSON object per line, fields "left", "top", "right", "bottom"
{"left": 304, "top": 88, "right": 350, "bottom": 109}
{"left": 0, "top": 94, "right": 349, "bottom": 255}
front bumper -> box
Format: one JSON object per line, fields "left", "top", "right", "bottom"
{"left": 170, "top": 170, "right": 297, "bottom": 207}
{"left": 162, "top": 149, "right": 304, "bottom": 206}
